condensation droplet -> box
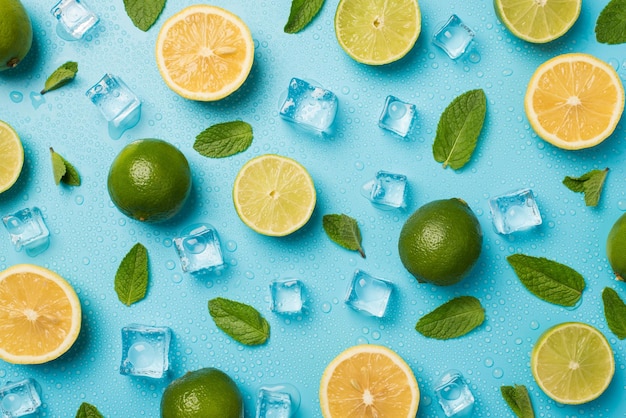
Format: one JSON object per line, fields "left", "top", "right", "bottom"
{"left": 356, "top": 336, "right": 368, "bottom": 344}
{"left": 30, "top": 92, "right": 45, "bottom": 109}
{"left": 10, "top": 91, "right": 23, "bottom": 103}
{"left": 484, "top": 358, "right": 494, "bottom": 368}
{"left": 371, "top": 331, "right": 381, "bottom": 340}
{"left": 354, "top": 161, "right": 364, "bottom": 171}
{"left": 618, "top": 200, "right": 626, "bottom": 211}
{"left": 245, "top": 271, "right": 255, "bottom": 280}
{"left": 321, "top": 302, "right": 332, "bottom": 313}
{"left": 75, "top": 195, "right": 84, "bottom": 205}
{"left": 172, "top": 274, "right": 183, "bottom": 283}
{"left": 530, "top": 320, "right": 539, "bottom": 330}
{"left": 492, "top": 368, "right": 504, "bottom": 379}
{"left": 165, "top": 260, "right": 176, "bottom": 270}
{"left": 226, "top": 240, "right": 237, "bottom": 252}
{"left": 502, "top": 68, "right": 513, "bottom": 77}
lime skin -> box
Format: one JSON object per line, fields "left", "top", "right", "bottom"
{"left": 0, "top": 0, "right": 32, "bottom": 71}
{"left": 607, "top": 213, "right": 626, "bottom": 281}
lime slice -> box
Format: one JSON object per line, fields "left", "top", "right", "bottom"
{"left": 232, "top": 154, "right": 316, "bottom": 237}
{"left": 0, "top": 120, "right": 24, "bottom": 193}
{"left": 531, "top": 322, "right": 615, "bottom": 405}
{"left": 334, "top": 0, "right": 421, "bottom": 65}
{"left": 494, "top": 0, "right": 581, "bottom": 43}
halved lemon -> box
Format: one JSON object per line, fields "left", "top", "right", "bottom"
{"left": 319, "top": 344, "right": 420, "bottom": 417}
{"left": 531, "top": 322, "right": 615, "bottom": 405}
{"left": 156, "top": 5, "right": 254, "bottom": 101}
{"left": 0, "top": 264, "right": 82, "bottom": 364}
{"left": 0, "top": 120, "right": 24, "bottom": 193}
{"left": 232, "top": 154, "right": 316, "bottom": 237}
{"left": 525, "top": 53, "right": 625, "bottom": 150}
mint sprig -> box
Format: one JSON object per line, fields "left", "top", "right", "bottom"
{"left": 75, "top": 402, "right": 104, "bottom": 418}
{"left": 415, "top": 296, "right": 485, "bottom": 340}
{"left": 124, "top": 0, "right": 166, "bottom": 31}
{"left": 284, "top": 0, "right": 325, "bottom": 33}
{"left": 507, "top": 254, "right": 585, "bottom": 307}
{"left": 563, "top": 168, "right": 608, "bottom": 207}
{"left": 501, "top": 385, "right": 534, "bottom": 418}
{"left": 194, "top": 121, "right": 253, "bottom": 158}
{"left": 595, "top": 0, "right": 626, "bottom": 44}
{"left": 602, "top": 287, "right": 626, "bottom": 339}
{"left": 322, "top": 214, "right": 365, "bottom": 258}
{"left": 41, "top": 61, "right": 78, "bottom": 95}
{"left": 433, "top": 89, "right": 487, "bottom": 170}
{"left": 208, "top": 297, "right": 270, "bottom": 346}
{"left": 50, "top": 148, "right": 81, "bottom": 186}
{"left": 114, "top": 243, "right": 149, "bottom": 306}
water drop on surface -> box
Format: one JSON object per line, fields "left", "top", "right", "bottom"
{"left": 492, "top": 368, "right": 504, "bottom": 379}
{"left": 321, "top": 302, "right": 332, "bottom": 313}
{"left": 9, "top": 91, "right": 23, "bottom": 103}
{"left": 618, "top": 200, "right": 626, "bottom": 211}
{"left": 30, "top": 92, "right": 45, "bottom": 109}
{"left": 530, "top": 321, "right": 539, "bottom": 330}
{"left": 165, "top": 260, "right": 176, "bottom": 270}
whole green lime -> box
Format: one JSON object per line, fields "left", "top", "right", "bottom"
{"left": 0, "top": 0, "right": 32, "bottom": 71}
{"left": 161, "top": 368, "right": 244, "bottom": 418}
{"left": 107, "top": 139, "right": 191, "bottom": 223}
{"left": 398, "top": 198, "right": 482, "bottom": 286}
{"left": 606, "top": 213, "right": 626, "bottom": 281}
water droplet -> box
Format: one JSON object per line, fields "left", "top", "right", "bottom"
{"left": 530, "top": 321, "right": 539, "bottom": 330}
{"left": 321, "top": 302, "right": 332, "bottom": 313}
{"left": 74, "top": 195, "right": 84, "bottom": 205}
{"left": 354, "top": 161, "right": 364, "bottom": 171}
{"left": 502, "top": 68, "right": 513, "bottom": 77}
{"left": 515, "top": 338, "right": 523, "bottom": 345}
{"left": 341, "top": 86, "right": 350, "bottom": 95}
{"left": 245, "top": 271, "right": 255, "bottom": 280}
{"left": 172, "top": 274, "right": 183, "bottom": 283}
{"left": 492, "top": 368, "right": 504, "bottom": 379}
{"left": 9, "top": 91, "right": 23, "bottom": 103}
{"left": 30, "top": 92, "right": 45, "bottom": 109}
{"left": 484, "top": 358, "right": 494, "bottom": 368}
{"left": 356, "top": 336, "right": 368, "bottom": 344}
{"left": 371, "top": 331, "right": 381, "bottom": 340}
{"left": 226, "top": 240, "right": 237, "bottom": 252}
{"left": 468, "top": 51, "right": 481, "bottom": 63}
{"left": 82, "top": 257, "right": 90, "bottom": 265}
{"left": 165, "top": 260, "right": 176, "bottom": 270}
{"left": 618, "top": 200, "right": 626, "bottom": 211}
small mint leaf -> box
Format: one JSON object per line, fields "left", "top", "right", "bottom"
{"left": 75, "top": 402, "right": 104, "bottom": 418}
{"left": 563, "top": 168, "right": 608, "bottom": 207}
{"left": 194, "top": 121, "right": 253, "bottom": 158}
{"left": 595, "top": 0, "right": 626, "bottom": 44}
{"left": 50, "top": 148, "right": 81, "bottom": 186}
{"left": 322, "top": 214, "right": 365, "bottom": 258}
{"left": 114, "top": 243, "right": 149, "bottom": 306}
{"left": 41, "top": 61, "right": 78, "bottom": 94}
{"left": 284, "top": 0, "right": 325, "bottom": 33}
{"left": 501, "top": 385, "right": 534, "bottom": 418}
{"left": 602, "top": 287, "right": 626, "bottom": 339}
{"left": 208, "top": 297, "right": 270, "bottom": 346}
{"left": 415, "top": 296, "right": 485, "bottom": 340}
{"left": 124, "top": 0, "right": 166, "bottom": 31}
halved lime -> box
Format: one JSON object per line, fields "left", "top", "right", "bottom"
{"left": 0, "top": 120, "right": 24, "bottom": 193}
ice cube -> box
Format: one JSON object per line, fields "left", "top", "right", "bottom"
{"left": 174, "top": 223, "right": 225, "bottom": 275}
{"left": 255, "top": 388, "right": 292, "bottom": 418}
{"left": 0, "top": 379, "right": 42, "bottom": 418}
{"left": 378, "top": 95, "right": 417, "bottom": 137}
{"left": 344, "top": 269, "right": 393, "bottom": 318}
{"left": 2, "top": 207, "right": 50, "bottom": 256}
{"left": 434, "top": 370, "right": 475, "bottom": 417}
{"left": 489, "top": 188, "right": 542, "bottom": 234}
{"left": 361, "top": 171, "right": 408, "bottom": 210}
{"left": 279, "top": 78, "right": 338, "bottom": 134}
{"left": 433, "top": 15, "right": 475, "bottom": 60}
{"left": 120, "top": 324, "right": 172, "bottom": 379}
{"left": 50, "top": 0, "right": 99, "bottom": 40}
{"left": 270, "top": 279, "right": 305, "bottom": 315}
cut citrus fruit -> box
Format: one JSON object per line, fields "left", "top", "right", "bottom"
{"left": 525, "top": 53, "right": 625, "bottom": 150}
{"left": 156, "top": 5, "right": 254, "bottom": 101}
{"left": 0, "top": 264, "right": 81, "bottom": 364}
{"left": 0, "top": 120, "right": 24, "bottom": 193}
{"left": 531, "top": 322, "right": 614, "bottom": 405}
{"left": 233, "top": 154, "right": 316, "bottom": 237}
{"left": 494, "top": 0, "right": 581, "bottom": 43}
{"left": 334, "top": 0, "right": 421, "bottom": 65}
{"left": 320, "top": 344, "right": 419, "bottom": 417}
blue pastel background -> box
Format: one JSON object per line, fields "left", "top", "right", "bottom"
{"left": 1, "top": 0, "right": 625, "bottom": 416}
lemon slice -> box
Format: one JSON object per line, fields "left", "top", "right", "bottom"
{"left": 525, "top": 53, "right": 625, "bottom": 150}
{"left": 531, "top": 322, "right": 615, "bottom": 405}
{"left": 0, "top": 120, "right": 24, "bottom": 193}
{"left": 319, "top": 344, "right": 420, "bottom": 417}
{"left": 232, "top": 154, "right": 316, "bottom": 237}
{"left": 156, "top": 5, "right": 254, "bottom": 101}
{"left": 0, "top": 264, "right": 82, "bottom": 364}
{"left": 334, "top": 0, "right": 421, "bottom": 65}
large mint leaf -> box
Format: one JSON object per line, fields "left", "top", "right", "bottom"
{"left": 284, "top": 0, "right": 325, "bottom": 33}
{"left": 563, "top": 168, "right": 608, "bottom": 207}
{"left": 595, "top": 0, "right": 626, "bottom": 44}
{"left": 124, "top": 0, "right": 166, "bottom": 31}
{"left": 602, "top": 287, "right": 626, "bottom": 339}
{"left": 194, "top": 121, "right": 253, "bottom": 158}
{"left": 75, "top": 402, "right": 104, "bottom": 418}
{"left": 50, "top": 148, "right": 81, "bottom": 186}
{"left": 322, "top": 214, "right": 365, "bottom": 258}
{"left": 41, "top": 61, "right": 78, "bottom": 94}
{"left": 501, "top": 385, "right": 535, "bottom": 418}
{"left": 208, "top": 297, "right": 270, "bottom": 346}
{"left": 415, "top": 296, "right": 485, "bottom": 340}
{"left": 114, "top": 243, "right": 149, "bottom": 306}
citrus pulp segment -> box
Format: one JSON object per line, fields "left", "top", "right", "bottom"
{"left": 334, "top": 0, "right": 421, "bottom": 65}
{"left": 531, "top": 322, "right": 615, "bottom": 405}
{"left": 0, "top": 264, "right": 82, "bottom": 364}
{"left": 232, "top": 154, "right": 316, "bottom": 237}
{"left": 319, "top": 344, "right": 420, "bottom": 417}
{"left": 525, "top": 53, "right": 624, "bottom": 150}
{"left": 0, "top": 120, "right": 24, "bottom": 193}
{"left": 155, "top": 5, "right": 254, "bottom": 101}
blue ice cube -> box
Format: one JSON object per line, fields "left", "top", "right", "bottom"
{"left": 489, "top": 188, "right": 542, "bottom": 234}
{"left": 120, "top": 324, "right": 172, "bottom": 379}
{"left": 174, "top": 223, "right": 225, "bottom": 275}
{"left": 85, "top": 74, "right": 142, "bottom": 139}
{"left": 378, "top": 95, "right": 417, "bottom": 137}
{"left": 2, "top": 207, "right": 50, "bottom": 257}
{"left": 51, "top": 0, "right": 99, "bottom": 40}
{"left": 270, "top": 279, "right": 305, "bottom": 315}
{"left": 361, "top": 171, "right": 408, "bottom": 210}
{"left": 344, "top": 270, "right": 393, "bottom": 318}
{"left": 255, "top": 388, "right": 292, "bottom": 418}
{"left": 433, "top": 15, "right": 475, "bottom": 60}
{"left": 279, "top": 78, "right": 338, "bottom": 134}
{"left": 434, "top": 370, "right": 475, "bottom": 417}
{"left": 0, "top": 379, "right": 42, "bottom": 418}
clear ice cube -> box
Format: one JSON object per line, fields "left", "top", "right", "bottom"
{"left": 344, "top": 269, "right": 393, "bottom": 318}
{"left": 433, "top": 15, "right": 475, "bottom": 60}
{"left": 378, "top": 95, "right": 417, "bottom": 137}
{"left": 270, "top": 279, "right": 305, "bottom": 315}
{"left": 279, "top": 78, "right": 338, "bottom": 134}
{"left": 2, "top": 207, "right": 50, "bottom": 256}
{"left": 255, "top": 388, "right": 292, "bottom": 418}
{"left": 0, "top": 379, "right": 42, "bottom": 418}
{"left": 489, "top": 188, "right": 542, "bottom": 234}
{"left": 174, "top": 223, "right": 225, "bottom": 275}
{"left": 361, "top": 171, "right": 408, "bottom": 210}
{"left": 85, "top": 74, "right": 142, "bottom": 139}
{"left": 120, "top": 324, "right": 172, "bottom": 379}
{"left": 51, "top": 0, "right": 99, "bottom": 40}
{"left": 434, "top": 370, "right": 475, "bottom": 417}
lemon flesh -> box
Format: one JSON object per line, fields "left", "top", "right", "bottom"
{"left": 0, "top": 120, "right": 24, "bottom": 193}
{"left": 0, "top": 0, "right": 33, "bottom": 70}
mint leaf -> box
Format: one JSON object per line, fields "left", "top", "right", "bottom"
{"left": 415, "top": 296, "right": 485, "bottom": 340}
{"left": 208, "top": 297, "right": 270, "bottom": 346}
{"left": 284, "top": 0, "right": 325, "bottom": 33}
{"left": 563, "top": 168, "right": 608, "bottom": 207}
{"left": 50, "top": 148, "right": 81, "bottom": 186}
{"left": 75, "top": 402, "right": 104, "bottom": 418}
{"left": 602, "top": 287, "right": 626, "bottom": 339}
{"left": 501, "top": 385, "right": 534, "bottom": 418}
{"left": 194, "top": 121, "right": 253, "bottom": 158}
{"left": 322, "top": 214, "right": 365, "bottom": 258}
{"left": 41, "top": 61, "right": 78, "bottom": 94}
{"left": 595, "top": 0, "right": 626, "bottom": 44}
{"left": 114, "top": 243, "right": 149, "bottom": 306}
{"left": 507, "top": 254, "right": 585, "bottom": 307}
{"left": 433, "top": 89, "right": 487, "bottom": 170}
{"left": 124, "top": 0, "right": 166, "bottom": 31}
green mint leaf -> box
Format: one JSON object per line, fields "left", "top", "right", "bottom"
{"left": 41, "top": 61, "right": 78, "bottom": 94}
{"left": 602, "top": 287, "right": 626, "bottom": 339}
{"left": 501, "top": 385, "right": 535, "bottom": 418}
{"left": 114, "top": 243, "right": 149, "bottom": 306}
{"left": 507, "top": 254, "right": 585, "bottom": 307}
{"left": 208, "top": 297, "right": 270, "bottom": 346}
{"left": 75, "top": 402, "right": 104, "bottom": 418}
{"left": 415, "top": 296, "right": 485, "bottom": 340}
{"left": 124, "top": 0, "right": 166, "bottom": 31}
{"left": 433, "top": 89, "right": 487, "bottom": 170}
{"left": 563, "top": 168, "right": 608, "bottom": 207}
{"left": 595, "top": 0, "right": 626, "bottom": 44}
{"left": 322, "top": 214, "right": 365, "bottom": 258}
{"left": 284, "top": 0, "right": 325, "bottom": 33}
{"left": 193, "top": 121, "right": 253, "bottom": 158}
{"left": 50, "top": 148, "right": 81, "bottom": 186}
